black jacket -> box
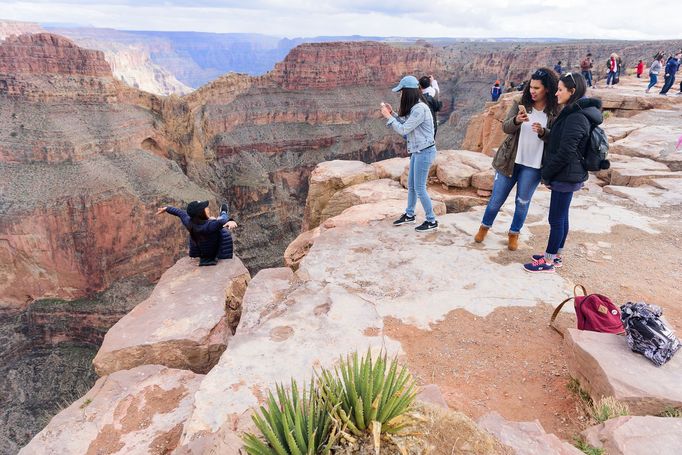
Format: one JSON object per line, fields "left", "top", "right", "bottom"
{"left": 542, "top": 98, "right": 603, "bottom": 184}
{"left": 166, "top": 207, "right": 234, "bottom": 259}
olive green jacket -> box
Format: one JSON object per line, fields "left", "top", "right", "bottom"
{"left": 492, "top": 98, "right": 558, "bottom": 177}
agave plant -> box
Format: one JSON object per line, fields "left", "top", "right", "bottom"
{"left": 243, "top": 379, "right": 338, "bottom": 455}
{"left": 318, "top": 349, "right": 417, "bottom": 436}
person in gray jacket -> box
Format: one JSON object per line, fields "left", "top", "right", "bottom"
{"left": 381, "top": 75, "right": 438, "bottom": 232}
{"left": 646, "top": 56, "right": 663, "bottom": 93}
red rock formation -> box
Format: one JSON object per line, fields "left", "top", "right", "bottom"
{"left": 270, "top": 41, "right": 441, "bottom": 90}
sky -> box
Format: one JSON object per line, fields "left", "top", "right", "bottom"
{"left": 1, "top": 0, "right": 679, "bottom": 40}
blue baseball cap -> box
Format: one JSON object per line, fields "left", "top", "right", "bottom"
{"left": 392, "top": 75, "right": 420, "bottom": 92}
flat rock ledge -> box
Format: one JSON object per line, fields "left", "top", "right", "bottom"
{"left": 20, "top": 365, "right": 203, "bottom": 455}
{"left": 478, "top": 412, "right": 583, "bottom": 455}
{"left": 564, "top": 328, "right": 682, "bottom": 415}
{"left": 93, "top": 257, "right": 251, "bottom": 376}
{"left": 582, "top": 415, "right": 682, "bottom": 455}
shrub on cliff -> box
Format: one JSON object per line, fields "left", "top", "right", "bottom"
{"left": 243, "top": 351, "right": 417, "bottom": 454}
{"left": 243, "top": 379, "right": 338, "bottom": 455}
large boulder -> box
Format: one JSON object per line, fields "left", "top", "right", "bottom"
{"left": 582, "top": 416, "right": 682, "bottom": 455}
{"left": 435, "top": 150, "right": 493, "bottom": 188}
{"left": 237, "top": 267, "right": 298, "bottom": 334}
{"left": 93, "top": 257, "right": 251, "bottom": 376}
{"left": 478, "top": 412, "right": 583, "bottom": 455}
{"left": 302, "top": 160, "right": 378, "bottom": 230}
{"left": 564, "top": 328, "right": 682, "bottom": 415}
{"left": 371, "top": 156, "right": 409, "bottom": 181}
{"left": 20, "top": 365, "right": 203, "bottom": 455}
{"left": 320, "top": 178, "right": 406, "bottom": 222}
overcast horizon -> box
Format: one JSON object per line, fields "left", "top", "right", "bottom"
{"left": 2, "top": 0, "right": 680, "bottom": 41}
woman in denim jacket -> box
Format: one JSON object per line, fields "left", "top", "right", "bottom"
{"left": 381, "top": 75, "right": 438, "bottom": 232}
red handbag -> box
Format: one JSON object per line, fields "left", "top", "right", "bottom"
{"left": 550, "top": 285, "right": 625, "bottom": 336}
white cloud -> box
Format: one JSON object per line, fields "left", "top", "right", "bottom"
{"left": 1, "top": 0, "right": 679, "bottom": 40}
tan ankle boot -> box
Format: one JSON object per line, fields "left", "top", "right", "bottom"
{"left": 474, "top": 226, "right": 489, "bottom": 243}
{"left": 508, "top": 232, "right": 519, "bottom": 251}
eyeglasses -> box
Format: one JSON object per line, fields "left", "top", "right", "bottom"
{"left": 533, "top": 69, "right": 547, "bottom": 78}
{"left": 564, "top": 72, "right": 576, "bottom": 85}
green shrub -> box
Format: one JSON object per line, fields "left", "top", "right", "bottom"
{"left": 590, "top": 396, "right": 629, "bottom": 423}
{"left": 317, "top": 350, "right": 417, "bottom": 436}
{"left": 243, "top": 380, "right": 337, "bottom": 455}
{"left": 660, "top": 406, "right": 682, "bottom": 418}
{"left": 573, "top": 436, "right": 605, "bottom": 455}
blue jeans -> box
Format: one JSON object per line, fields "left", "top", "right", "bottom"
{"left": 606, "top": 71, "right": 617, "bottom": 85}
{"left": 660, "top": 74, "right": 676, "bottom": 94}
{"left": 406, "top": 146, "right": 437, "bottom": 222}
{"left": 647, "top": 74, "right": 658, "bottom": 90}
{"left": 546, "top": 190, "right": 575, "bottom": 255}
{"left": 581, "top": 71, "right": 593, "bottom": 87}
{"left": 481, "top": 163, "right": 542, "bottom": 233}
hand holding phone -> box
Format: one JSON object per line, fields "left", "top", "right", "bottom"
{"left": 516, "top": 104, "right": 529, "bottom": 123}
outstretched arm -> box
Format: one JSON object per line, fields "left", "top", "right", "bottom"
{"left": 159, "top": 206, "right": 191, "bottom": 228}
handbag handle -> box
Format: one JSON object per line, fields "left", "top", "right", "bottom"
{"left": 549, "top": 285, "right": 588, "bottom": 337}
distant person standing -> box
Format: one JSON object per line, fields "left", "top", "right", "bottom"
{"left": 580, "top": 53, "right": 594, "bottom": 87}
{"left": 636, "top": 60, "right": 645, "bottom": 78}
{"left": 381, "top": 75, "right": 439, "bottom": 232}
{"left": 660, "top": 52, "right": 681, "bottom": 95}
{"left": 422, "top": 75, "right": 440, "bottom": 97}
{"left": 419, "top": 75, "right": 443, "bottom": 137}
{"left": 554, "top": 61, "right": 563, "bottom": 75}
{"left": 646, "top": 56, "right": 663, "bottom": 93}
{"left": 606, "top": 53, "right": 619, "bottom": 87}
{"left": 491, "top": 80, "right": 503, "bottom": 101}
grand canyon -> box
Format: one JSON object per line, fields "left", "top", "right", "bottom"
{"left": 1, "top": 18, "right": 682, "bottom": 455}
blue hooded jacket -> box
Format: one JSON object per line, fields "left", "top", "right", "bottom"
{"left": 665, "top": 57, "right": 680, "bottom": 77}
{"left": 166, "top": 207, "right": 234, "bottom": 259}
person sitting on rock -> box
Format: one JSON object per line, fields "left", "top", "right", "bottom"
{"left": 524, "top": 72, "right": 600, "bottom": 273}
{"left": 157, "top": 200, "right": 237, "bottom": 266}
{"left": 475, "top": 68, "right": 559, "bottom": 251}
{"left": 381, "top": 75, "right": 438, "bottom": 232}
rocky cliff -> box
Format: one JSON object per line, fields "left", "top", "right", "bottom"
{"left": 23, "top": 82, "right": 682, "bottom": 453}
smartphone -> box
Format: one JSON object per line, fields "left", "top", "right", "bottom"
{"left": 518, "top": 104, "right": 527, "bottom": 115}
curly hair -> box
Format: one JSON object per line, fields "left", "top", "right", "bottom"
{"left": 520, "top": 67, "right": 559, "bottom": 115}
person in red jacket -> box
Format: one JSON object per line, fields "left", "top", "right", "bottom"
{"left": 636, "top": 60, "right": 645, "bottom": 78}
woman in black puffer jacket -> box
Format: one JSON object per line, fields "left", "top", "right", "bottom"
{"left": 524, "top": 72, "right": 603, "bottom": 273}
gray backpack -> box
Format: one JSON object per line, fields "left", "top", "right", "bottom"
{"left": 620, "top": 302, "right": 680, "bottom": 366}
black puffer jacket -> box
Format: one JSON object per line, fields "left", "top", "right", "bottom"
{"left": 542, "top": 98, "right": 603, "bottom": 184}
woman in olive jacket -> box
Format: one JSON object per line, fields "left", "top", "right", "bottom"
{"left": 475, "top": 68, "right": 559, "bottom": 251}
{"left": 524, "top": 72, "right": 603, "bottom": 273}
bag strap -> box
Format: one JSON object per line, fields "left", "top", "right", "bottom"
{"left": 550, "top": 285, "right": 588, "bottom": 337}
{"left": 550, "top": 296, "right": 575, "bottom": 337}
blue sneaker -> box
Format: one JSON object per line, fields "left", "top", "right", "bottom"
{"left": 523, "top": 257, "right": 555, "bottom": 273}
{"left": 531, "top": 254, "right": 562, "bottom": 268}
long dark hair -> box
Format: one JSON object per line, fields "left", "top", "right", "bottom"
{"left": 560, "top": 72, "right": 587, "bottom": 106}
{"left": 398, "top": 87, "right": 425, "bottom": 117}
{"left": 188, "top": 211, "right": 208, "bottom": 243}
{"left": 520, "top": 67, "right": 559, "bottom": 115}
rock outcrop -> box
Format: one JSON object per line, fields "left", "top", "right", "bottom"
{"left": 20, "top": 365, "right": 204, "bottom": 455}
{"left": 582, "top": 416, "right": 682, "bottom": 455}
{"left": 93, "top": 257, "right": 250, "bottom": 376}
{"left": 0, "top": 20, "right": 43, "bottom": 40}
{"left": 563, "top": 328, "right": 682, "bottom": 415}
{"left": 478, "top": 412, "right": 583, "bottom": 455}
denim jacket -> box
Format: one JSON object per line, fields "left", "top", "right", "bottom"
{"left": 386, "top": 102, "right": 435, "bottom": 154}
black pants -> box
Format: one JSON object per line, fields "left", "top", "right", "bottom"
{"left": 660, "top": 74, "right": 676, "bottom": 94}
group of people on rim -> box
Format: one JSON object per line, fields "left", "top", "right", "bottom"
{"left": 382, "top": 68, "right": 602, "bottom": 274}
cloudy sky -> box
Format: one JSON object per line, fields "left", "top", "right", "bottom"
{"left": 2, "top": 0, "right": 678, "bottom": 40}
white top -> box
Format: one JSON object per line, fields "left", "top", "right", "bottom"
{"left": 422, "top": 79, "right": 439, "bottom": 97}
{"left": 515, "top": 107, "right": 548, "bottom": 169}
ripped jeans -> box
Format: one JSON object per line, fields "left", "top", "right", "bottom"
{"left": 481, "top": 163, "right": 542, "bottom": 233}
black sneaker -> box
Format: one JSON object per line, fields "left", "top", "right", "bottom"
{"left": 415, "top": 220, "right": 438, "bottom": 232}
{"left": 393, "top": 213, "right": 416, "bottom": 226}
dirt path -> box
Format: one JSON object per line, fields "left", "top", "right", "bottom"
{"left": 385, "top": 200, "right": 682, "bottom": 441}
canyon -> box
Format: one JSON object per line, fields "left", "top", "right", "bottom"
{"left": 1, "top": 23, "right": 682, "bottom": 453}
